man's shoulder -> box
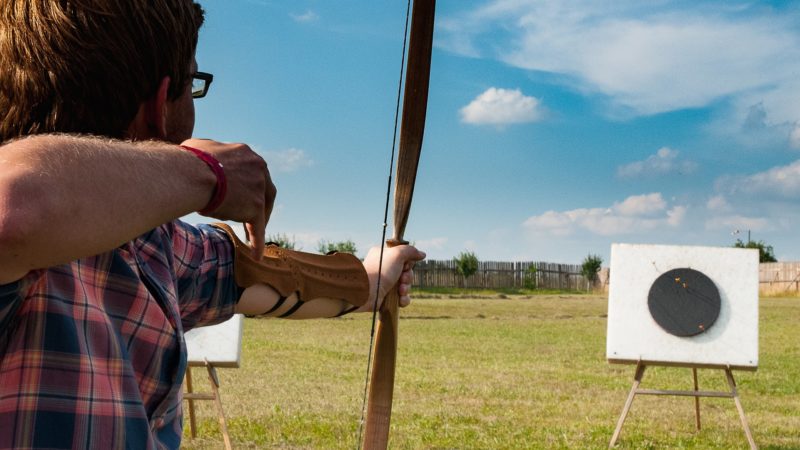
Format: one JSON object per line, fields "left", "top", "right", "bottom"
{"left": 136, "top": 220, "right": 228, "bottom": 247}
{"left": 153, "top": 220, "right": 235, "bottom": 265}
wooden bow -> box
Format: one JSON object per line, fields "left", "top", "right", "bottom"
{"left": 362, "top": 1, "right": 436, "bottom": 449}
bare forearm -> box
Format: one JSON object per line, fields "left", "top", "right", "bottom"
{"left": 0, "top": 134, "right": 214, "bottom": 282}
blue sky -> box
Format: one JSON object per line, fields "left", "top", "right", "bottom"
{"left": 187, "top": 0, "right": 800, "bottom": 265}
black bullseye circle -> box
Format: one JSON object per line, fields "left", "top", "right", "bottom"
{"left": 647, "top": 268, "right": 721, "bottom": 337}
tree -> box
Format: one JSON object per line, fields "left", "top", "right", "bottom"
{"left": 524, "top": 265, "right": 538, "bottom": 290}
{"left": 317, "top": 239, "right": 357, "bottom": 255}
{"left": 734, "top": 239, "right": 777, "bottom": 263}
{"left": 454, "top": 251, "right": 479, "bottom": 288}
{"left": 581, "top": 254, "right": 603, "bottom": 286}
{"left": 266, "top": 233, "right": 297, "bottom": 250}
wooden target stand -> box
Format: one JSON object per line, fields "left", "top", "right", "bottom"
{"left": 182, "top": 314, "right": 244, "bottom": 450}
{"left": 606, "top": 244, "right": 760, "bottom": 449}
{"left": 608, "top": 361, "right": 756, "bottom": 449}
{"left": 184, "top": 360, "right": 234, "bottom": 450}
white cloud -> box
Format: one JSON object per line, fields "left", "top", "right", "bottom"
{"left": 704, "top": 215, "right": 770, "bottom": 233}
{"left": 263, "top": 148, "right": 313, "bottom": 172}
{"left": 524, "top": 210, "right": 575, "bottom": 236}
{"left": 441, "top": 1, "right": 800, "bottom": 119}
{"left": 713, "top": 78, "right": 800, "bottom": 146}
{"left": 704, "top": 162, "right": 800, "bottom": 236}
{"left": 459, "top": 87, "right": 544, "bottom": 126}
{"left": 706, "top": 195, "right": 730, "bottom": 212}
{"left": 791, "top": 124, "right": 800, "bottom": 149}
{"left": 613, "top": 192, "right": 666, "bottom": 217}
{"left": 717, "top": 160, "right": 800, "bottom": 199}
{"left": 523, "top": 192, "right": 685, "bottom": 236}
{"left": 617, "top": 147, "right": 697, "bottom": 178}
{"left": 290, "top": 10, "right": 319, "bottom": 23}
{"left": 667, "top": 205, "right": 687, "bottom": 226}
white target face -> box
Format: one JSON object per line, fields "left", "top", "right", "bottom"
{"left": 185, "top": 314, "right": 244, "bottom": 368}
{"left": 606, "top": 244, "right": 759, "bottom": 370}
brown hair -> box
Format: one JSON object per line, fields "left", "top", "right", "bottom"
{"left": 0, "top": 0, "right": 204, "bottom": 141}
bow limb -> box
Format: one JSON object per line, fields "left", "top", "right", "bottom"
{"left": 362, "top": 1, "right": 436, "bottom": 449}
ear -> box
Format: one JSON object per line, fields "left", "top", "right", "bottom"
{"left": 143, "top": 76, "right": 171, "bottom": 139}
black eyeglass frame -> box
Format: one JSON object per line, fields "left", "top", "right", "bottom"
{"left": 191, "top": 71, "right": 214, "bottom": 98}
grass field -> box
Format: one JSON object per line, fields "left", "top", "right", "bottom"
{"left": 181, "top": 295, "right": 799, "bottom": 449}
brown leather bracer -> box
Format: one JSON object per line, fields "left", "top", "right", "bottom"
{"left": 212, "top": 223, "right": 369, "bottom": 307}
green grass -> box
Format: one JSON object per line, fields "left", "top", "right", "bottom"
{"left": 181, "top": 296, "right": 800, "bottom": 449}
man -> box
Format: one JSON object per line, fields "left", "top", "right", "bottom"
{"left": 0, "top": 1, "right": 424, "bottom": 448}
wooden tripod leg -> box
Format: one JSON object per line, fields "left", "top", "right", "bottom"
{"left": 206, "top": 363, "right": 233, "bottom": 450}
{"left": 693, "top": 368, "right": 701, "bottom": 431}
{"left": 725, "top": 369, "right": 757, "bottom": 450}
{"left": 185, "top": 368, "right": 197, "bottom": 438}
{"left": 609, "top": 362, "right": 646, "bottom": 448}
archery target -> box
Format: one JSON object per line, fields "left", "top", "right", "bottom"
{"left": 606, "top": 243, "right": 759, "bottom": 370}
{"left": 648, "top": 268, "right": 721, "bottom": 337}
{"left": 185, "top": 314, "right": 244, "bottom": 368}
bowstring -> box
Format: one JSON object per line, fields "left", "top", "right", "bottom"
{"left": 356, "top": 0, "right": 412, "bottom": 446}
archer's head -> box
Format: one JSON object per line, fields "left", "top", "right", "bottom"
{"left": 0, "top": 0, "right": 206, "bottom": 144}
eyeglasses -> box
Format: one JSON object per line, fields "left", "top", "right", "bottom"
{"left": 191, "top": 72, "right": 213, "bottom": 98}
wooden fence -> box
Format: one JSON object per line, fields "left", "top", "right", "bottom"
{"left": 413, "top": 260, "right": 593, "bottom": 291}
{"left": 414, "top": 260, "right": 800, "bottom": 295}
{"left": 759, "top": 262, "right": 800, "bottom": 296}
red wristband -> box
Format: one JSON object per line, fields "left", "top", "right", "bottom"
{"left": 180, "top": 145, "right": 227, "bottom": 215}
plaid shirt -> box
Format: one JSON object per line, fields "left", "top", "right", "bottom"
{"left": 0, "top": 221, "right": 239, "bottom": 449}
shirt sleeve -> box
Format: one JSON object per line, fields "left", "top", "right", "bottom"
{"left": 169, "top": 220, "right": 241, "bottom": 331}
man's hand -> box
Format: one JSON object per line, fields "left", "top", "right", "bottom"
{"left": 358, "top": 245, "right": 427, "bottom": 312}
{"left": 181, "top": 138, "right": 276, "bottom": 258}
